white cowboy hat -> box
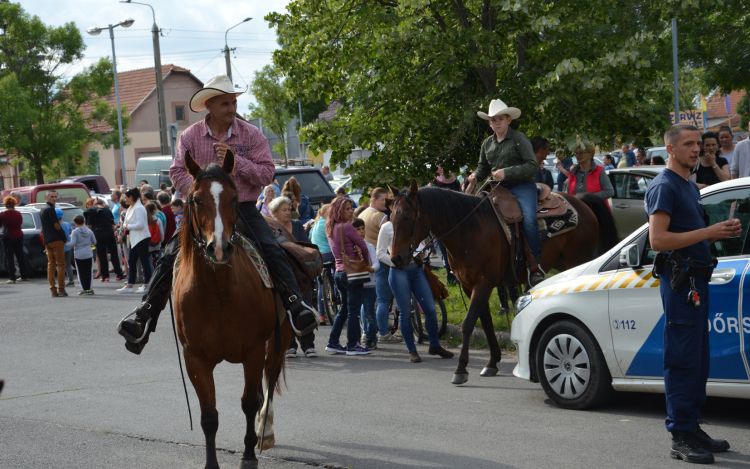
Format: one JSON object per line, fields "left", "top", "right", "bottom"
{"left": 477, "top": 99, "right": 521, "bottom": 120}
{"left": 189, "top": 75, "right": 248, "bottom": 112}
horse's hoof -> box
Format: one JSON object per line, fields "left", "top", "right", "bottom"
{"left": 238, "top": 459, "right": 259, "bottom": 469}
{"left": 452, "top": 373, "right": 469, "bottom": 385}
{"left": 480, "top": 367, "right": 498, "bottom": 377}
{"left": 255, "top": 432, "right": 275, "bottom": 451}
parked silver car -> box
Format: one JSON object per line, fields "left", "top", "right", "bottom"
{"left": 606, "top": 166, "right": 665, "bottom": 241}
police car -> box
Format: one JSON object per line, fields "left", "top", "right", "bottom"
{"left": 510, "top": 178, "right": 750, "bottom": 409}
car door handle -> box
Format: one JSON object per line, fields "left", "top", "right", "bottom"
{"left": 614, "top": 204, "right": 630, "bottom": 209}
{"left": 710, "top": 268, "right": 735, "bottom": 285}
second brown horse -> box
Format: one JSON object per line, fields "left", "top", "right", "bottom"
{"left": 389, "top": 180, "right": 616, "bottom": 385}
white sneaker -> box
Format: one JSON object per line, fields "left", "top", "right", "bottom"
{"left": 360, "top": 334, "right": 367, "bottom": 344}
{"left": 379, "top": 332, "right": 403, "bottom": 343}
{"left": 136, "top": 285, "right": 148, "bottom": 293}
{"left": 304, "top": 348, "right": 318, "bottom": 358}
{"left": 117, "top": 286, "right": 134, "bottom": 293}
{"left": 286, "top": 348, "right": 297, "bottom": 358}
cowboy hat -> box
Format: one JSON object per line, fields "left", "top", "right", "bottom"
{"left": 477, "top": 99, "right": 521, "bottom": 120}
{"left": 189, "top": 75, "right": 248, "bottom": 112}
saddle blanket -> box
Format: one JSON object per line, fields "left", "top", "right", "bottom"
{"left": 173, "top": 233, "right": 274, "bottom": 289}
{"left": 492, "top": 193, "right": 579, "bottom": 243}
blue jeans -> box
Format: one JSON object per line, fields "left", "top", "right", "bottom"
{"left": 329, "top": 271, "right": 363, "bottom": 348}
{"left": 360, "top": 287, "right": 377, "bottom": 341}
{"left": 375, "top": 264, "right": 393, "bottom": 336}
{"left": 501, "top": 181, "right": 542, "bottom": 257}
{"left": 389, "top": 264, "right": 440, "bottom": 352}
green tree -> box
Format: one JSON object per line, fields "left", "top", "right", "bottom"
{"left": 248, "top": 65, "right": 293, "bottom": 164}
{"left": 267, "top": 0, "right": 713, "bottom": 187}
{"left": 0, "top": 2, "right": 130, "bottom": 184}
{"left": 737, "top": 95, "right": 749, "bottom": 132}
{"left": 679, "top": 0, "right": 750, "bottom": 94}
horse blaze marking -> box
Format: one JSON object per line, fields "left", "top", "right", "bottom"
{"left": 210, "top": 181, "right": 224, "bottom": 256}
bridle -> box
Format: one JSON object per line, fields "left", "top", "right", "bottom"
{"left": 186, "top": 181, "right": 239, "bottom": 263}
{"left": 396, "top": 181, "right": 497, "bottom": 261}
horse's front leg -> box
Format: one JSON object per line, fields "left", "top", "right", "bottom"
{"left": 184, "top": 351, "right": 220, "bottom": 469}
{"left": 240, "top": 357, "right": 265, "bottom": 468}
{"left": 453, "top": 285, "right": 492, "bottom": 385}
{"left": 478, "top": 300, "right": 502, "bottom": 376}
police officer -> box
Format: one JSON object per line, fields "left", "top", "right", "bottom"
{"left": 465, "top": 99, "right": 545, "bottom": 286}
{"left": 645, "top": 123, "right": 740, "bottom": 464}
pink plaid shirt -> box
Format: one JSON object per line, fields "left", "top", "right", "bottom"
{"left": 170, "top": 116, "right": 275, "bottom": 203}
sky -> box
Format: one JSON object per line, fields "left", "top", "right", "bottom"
{"left": 23, "top": 0, "right": 292, "bottom": 113}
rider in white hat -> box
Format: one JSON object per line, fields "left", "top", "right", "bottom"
{"left": 466, "top": 99, "right": 546, "bottom": 286}
{"left": 118, "top": 75, "right": 319, "bottom": 354}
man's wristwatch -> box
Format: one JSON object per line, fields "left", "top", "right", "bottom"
{"left": 712, "top": 165, "right": 719, "bottom": 169}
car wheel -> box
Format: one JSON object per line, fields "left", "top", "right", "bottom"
{"left": 536, "top": 320, "right": 613, "bottom": 409}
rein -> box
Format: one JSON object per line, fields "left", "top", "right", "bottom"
{"left": 402, "top": 179, "right": 497, "bottom": 257}
{"left": 186, "top": 190, "right": 240, "bottom": 263}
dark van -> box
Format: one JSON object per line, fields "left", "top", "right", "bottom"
{"left": 273, "top": 167, "right": 336, "bottom": 211}
{"left": 0, "top": 183, "right": 90, "bottom": 208}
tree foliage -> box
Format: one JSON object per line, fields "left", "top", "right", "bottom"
{"left": 267, "top": 0, "right": 717, "bottom": 187}
{"left": 247, "top": 64, "right": 293, "bottom": 164}
{"left": 0, "top": 2, "right": 130, "bottom": 184}
{"left": 679, "top": 0, "right": 750, "bottom": 94}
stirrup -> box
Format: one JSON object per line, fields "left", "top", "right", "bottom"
{"left": 528, "top": 265, "right": 547, "bottom": 286}
{"left": 117, "top": 308, "right": 152, "bottom": 344}
{"left": 286, "top": 301, "right": 319, "bottom": 336}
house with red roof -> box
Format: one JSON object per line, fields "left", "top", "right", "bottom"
{"left": 81, "top": 64, "right": 208, "bottom": 188}
{"left": 705, "top": 90, "right": 747, "bottom": 136}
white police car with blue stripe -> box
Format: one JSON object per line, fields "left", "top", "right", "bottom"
{"left": 510, "top": 178, "right": 750, "bottom": 409}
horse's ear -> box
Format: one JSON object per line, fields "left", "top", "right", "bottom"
{"left": 386, "top": 183, "right": 401, "bottom": 198}
{"left": 185, "top": 150, "right": 201, "bottom": 178}
{"left": 222, "top": 148, "right": 235, "bottom": 174}
{"left": 408, "top": 179, "right": 419, "bottom": 198}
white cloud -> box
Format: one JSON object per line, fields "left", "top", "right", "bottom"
{"left": 23, "top": 0, "right": 293, "bottom": 111}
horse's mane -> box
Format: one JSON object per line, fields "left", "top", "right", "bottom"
{"left": 394, "top": 186, "right": 495, "bottom": 232}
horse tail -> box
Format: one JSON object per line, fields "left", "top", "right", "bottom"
{"left": 580, "top": 193, "right": 618, "bottom": 254}
{"left": 265, "top": 318, "right": 290, "bottom": 395}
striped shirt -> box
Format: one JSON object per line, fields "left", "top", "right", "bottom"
{"left": 170, "top": 115, "right": 275, "bottom": 203}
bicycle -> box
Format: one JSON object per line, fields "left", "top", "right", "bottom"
{"left": 319, "top": 260, "right": 341, "bottom": 326}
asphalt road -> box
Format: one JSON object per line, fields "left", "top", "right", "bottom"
{"left": 2, "top": 274, "right": 749, "bottom": 469}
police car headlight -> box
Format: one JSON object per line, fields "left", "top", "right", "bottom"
{"left": 515, "top": 294, "right": 532, "bottom": 315}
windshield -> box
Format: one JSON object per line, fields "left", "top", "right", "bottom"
{"left": 274, "top": 172, "right": 334, "bottom": 198}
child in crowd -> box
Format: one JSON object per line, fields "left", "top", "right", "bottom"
{"left": 64, "top": 215, "right": 97, "bottom": 295}
{"left": 171, "top": 199, "right": 184, "bottom": 228}
{"left": 57, "top": 208, "right": 75, "bottom": 287}
{"left": 352, "top": 217, "right": 380, "bottom": 349}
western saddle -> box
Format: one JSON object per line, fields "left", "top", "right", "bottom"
{"left": 491, "top": 183, "right": 567, "bottom": 225}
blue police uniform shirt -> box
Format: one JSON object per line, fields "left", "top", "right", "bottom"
{"left": 645, "top": 168, "right": 711, "bottom": 265}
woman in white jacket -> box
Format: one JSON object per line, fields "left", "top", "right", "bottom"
{"left": 117, "top": 187, "right": 153, "bottom": 293}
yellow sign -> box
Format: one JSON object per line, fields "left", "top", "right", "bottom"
{"left": 669, "top": 110, "right": 704, "bottom": 130}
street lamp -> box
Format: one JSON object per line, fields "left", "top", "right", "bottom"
{"left": 87, "top": 17, "right": 134, "bottom": 188}
{"left": 224, "top": 18, "right": 252, "bottom": 84}
{"left": 120, "top": 0, "right": 169, "bottom": 156}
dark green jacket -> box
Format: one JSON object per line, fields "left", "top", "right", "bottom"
{"left": 475, "top": 127, "right": 538, "bottom": 183}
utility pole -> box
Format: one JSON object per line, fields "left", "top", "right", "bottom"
{"left": 121, "top": 1, "right": 169, "bottom": 155}
{"left": 672, "top": 18, "right": 680, "bottom": 124}
{"left": 298, "top": 101, "right": 304, "bottom": 162}
{"left": 224, "top": 18, "right": 252, "bottom": 84}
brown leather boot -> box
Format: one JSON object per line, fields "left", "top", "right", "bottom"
{"left": 409, "top": 351, "right": 422, "bottom": 363}
{"left": 428, "top": 346, "right": 454, "bottom": 358}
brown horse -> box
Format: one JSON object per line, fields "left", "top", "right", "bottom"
{"left": 174, "top": 150, "right": 290, "bottom": 469}
{"left": 389, "top": 180, "right": 616, "bottom": 385}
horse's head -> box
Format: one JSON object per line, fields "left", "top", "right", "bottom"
{"left": 185, "top": 149, "right": 238, "bottom": 265}
{"left": 388, "top": 179, "right": 430, "bottom": 269}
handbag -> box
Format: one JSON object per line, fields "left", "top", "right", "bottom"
{"left": 0, "top": 212, "right": 7, "bottom": 240}
{"left": 423, "top": 265, "right": 450, "bottom": 300}
{"left": 340, "top": 224, "right": 370, "bottom": 285}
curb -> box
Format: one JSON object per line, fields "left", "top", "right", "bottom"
{"left": 444, "top": 323, "right": 512, "bottom": 346}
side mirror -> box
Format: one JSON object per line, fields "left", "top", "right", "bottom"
{"left": 619, "top": 244, "right": 640, "bottom": 268}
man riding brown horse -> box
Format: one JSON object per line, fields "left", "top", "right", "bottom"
{"left": 117, "top": 75, "right": 318, "bottom": 354}
{"left": 465, "top": 99, "right": 546, "bottom": 286}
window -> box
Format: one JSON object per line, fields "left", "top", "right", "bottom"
{"left": 175, "top": 106, "right": 185, "bottom": 122}
{"left": 702, "top": 187, "right": 750, "bottom": 258}
{"left": 20, "top": 213, "right": 35, "bottom": 229}
{"left": 610, "top": 173, "right": 653, "bottom": 199}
